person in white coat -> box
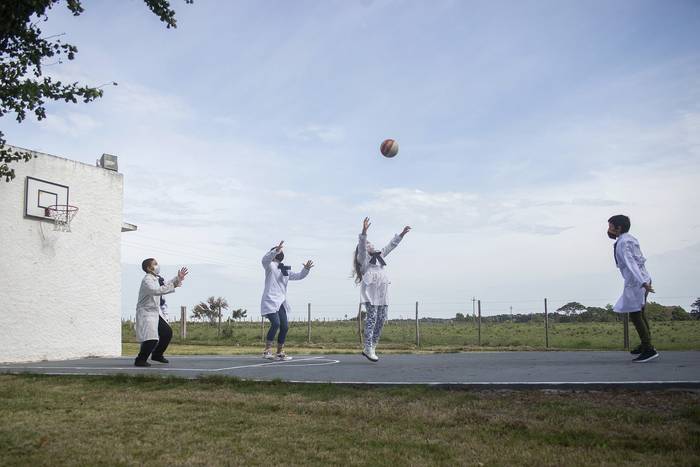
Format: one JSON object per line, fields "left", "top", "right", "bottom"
{"left": 261, "top": 240, "right": 313, "bottom": 361}
{"left": 608, "top": 215, "right": 658, "bottom": 363}
{"left": 353, "top": 217, "right": 411, "bottom": 362}
{"left": 134, "top": 258, "right": 188, "bottom": 367}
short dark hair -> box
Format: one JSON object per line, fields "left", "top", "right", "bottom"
{"left": 141, "top": 258, "right": 155, "bottom": 273}
{"left": 608, "top": 215, "right": 631, "bottom": 233}
{"left": 270, "top": 248, "right": 284, "bottom": 262}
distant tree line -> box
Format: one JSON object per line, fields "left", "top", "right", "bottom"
{"left": 455, "top": 299, "right": 699, "bottom": 323}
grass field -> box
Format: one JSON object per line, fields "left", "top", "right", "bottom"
{"left": 122, "top": 320, "right": 700, "bottom": 352}
{"left": 1, "top": 374, "right": 698, "bottom": 466}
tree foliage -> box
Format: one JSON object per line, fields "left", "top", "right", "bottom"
{"left": 192, "top": 296, "right": 229, "bottom": 326}
{"left": 0, "top": 0, "right": 192, "bottom": 181}
{"left": 231, "top": 308, "right": 248, "bottom": 321}
{"left": 691, "top": 297, "right": 700, "bottom": 320}
{"left": 556, "top": 301, "right": 587, "bottom": 316}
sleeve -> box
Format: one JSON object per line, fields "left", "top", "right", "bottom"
{"left": 381, "top": 234, "right": 403, "bottom": 258}
{"left": 142, "top": 275, "right": 178, "bottom": 297}
{"left": 357, "top": 233, "right": 369, "bottom": 267}
{"left": 621, "top": 241, "right": 647, "bottom": 288}
{"left": 288, "top": 266, "right": 310, "bottom": 281}
{"left": 262, "top": 249, "right": 277, "bottom": 269}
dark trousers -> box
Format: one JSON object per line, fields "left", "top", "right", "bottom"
{"left": 136, "top": 316, "right": 173, "bottom": 362}
{"left": 629, "top": 289, "right": 653, "bottom": 351}
{"left": 266, "top": 304, "right": 289, "bottom": 345}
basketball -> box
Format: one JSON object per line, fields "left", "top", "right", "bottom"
{"left": 380, "top": 139, "right": 399, "bottom": 158}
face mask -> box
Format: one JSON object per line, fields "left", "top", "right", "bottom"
{"left": 274, "top": 252, "right": 284, "bottom": 262}
{"left": 607, "top": 232, "right": 617, "bottom": 240}
{"left": 152, "top": 265, "right": 161, "bottom": 275}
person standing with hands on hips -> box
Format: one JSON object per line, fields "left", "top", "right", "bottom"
{"left": 353, "top": 217, "right": 411, "bottom": 362}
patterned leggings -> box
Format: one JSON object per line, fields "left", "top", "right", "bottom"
{"left": 364, "top": 302, "right": 388, "bottom": 347}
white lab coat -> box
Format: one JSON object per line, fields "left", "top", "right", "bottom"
{"left": 260, "top": 250, "right": 310, "bottom": 316}
{"left": 357, "top": 233, "right": 402, "bottom": 306}
{"left": 613, "top": 233, "right": 652, "bottom": 313}
{"left": 135, "top": 274, "right": 180, "bottom": 342}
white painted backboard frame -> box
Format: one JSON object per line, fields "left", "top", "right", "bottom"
{"left": 24, "top": 176, "right": 70, "bottom": 221}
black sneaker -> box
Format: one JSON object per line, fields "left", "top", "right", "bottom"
{"left": 633, "top": 349, "right": 659, "bottom": 363}
{"left": 151, "top": 356, "right": 169, "bottom": 364}
{"left": 134, "top": 360, "right": 151, "bottom": 367}
{"left": 630, "top": 345, "right": 643, "bottom": 355}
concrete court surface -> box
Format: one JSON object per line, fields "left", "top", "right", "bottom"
{"left": 1, "top": 351, "right": 699, "bottom": 389}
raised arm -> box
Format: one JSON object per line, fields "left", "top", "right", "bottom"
{"left": 381, "top": 226, "right": 410, "bottom": 258}
{"left": 289, "top": 261, "right": 313, "bottom": 281}
{"left": 262, "top": 240, "right": 284, "bottom": 269}
{"left": 142, "top": 274, "right": 178, "bottom": 296}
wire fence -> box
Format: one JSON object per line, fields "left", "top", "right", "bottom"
{"left": 121, "top": 297, "right": 699, "bottom": 351}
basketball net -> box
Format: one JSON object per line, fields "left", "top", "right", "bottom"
{"left": 45, "top": 205, "right": 79, "bottom": 232}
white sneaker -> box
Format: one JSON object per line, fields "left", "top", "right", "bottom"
{"left": 276, "top": 352, "right": 292, "bottom": 361}
{"left": 262, "top": 350, "right": 275, "bottom": 360}
{"left": 362, "top": 347, "right": 378, "bottom": 362}
{"left": 370, "top": 346, "right": 379, "bottom": 361}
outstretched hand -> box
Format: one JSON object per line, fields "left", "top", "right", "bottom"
{"left": 177, "top": 267, "right": 189, "bottom": 285}
{"left": 400, "top": 226, "right": 411, "bottom": 237}
{"left": 362, "top": 217, "right": 371, "bottom": 235}
{"left": 303, "top": 260, "right": 314, "bottom": 270}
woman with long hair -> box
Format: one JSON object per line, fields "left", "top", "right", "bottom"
{"left": 353, "top": 217, "right": 410, "bottom": 362}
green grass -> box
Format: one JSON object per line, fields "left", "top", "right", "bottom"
{"left": 122, "top": 320, "right": 700, "bottom": 352}
{"left": 1, "top": 374, "right": 698, "bottom": 466}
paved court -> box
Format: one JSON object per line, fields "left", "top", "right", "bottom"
{"left": 1, "top": 351, "right": 699, "bottom": 389}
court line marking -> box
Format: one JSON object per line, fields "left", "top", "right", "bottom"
{"left": 278, "top": 380, "right": 700, "bottom": 386}
{"left": 212, "top": 356, "right": 337, "bottom": 371}
{"left": 0, "top": 357, "right": 339, "bottom": 373}
{"left": 1, "top": 372, "right": 698, "bottom": 387}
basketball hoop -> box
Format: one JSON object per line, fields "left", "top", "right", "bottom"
{"left": 45, "top": 204, "right": 79, "bottom": 232}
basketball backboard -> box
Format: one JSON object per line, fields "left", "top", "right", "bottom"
{"left": 24, "top": 176, "right": 69, "bottom": 221}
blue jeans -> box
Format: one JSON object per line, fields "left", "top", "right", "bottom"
{"left": 266, "top": 304, "right": 289, "bottom": 345}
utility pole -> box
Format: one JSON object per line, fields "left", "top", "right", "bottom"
{"left": 510, "top": 306, "right": 513, "bottom": 322}
{"left": 472, "top": 296, "right": 476, "bottom": 318}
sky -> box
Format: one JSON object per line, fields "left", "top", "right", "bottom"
{"left": 5, "top": 0, "right": 700, "bottom": 320}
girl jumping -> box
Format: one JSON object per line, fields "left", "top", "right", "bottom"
{"left": 353, "top": 217, "right": 410, "bottom": 362}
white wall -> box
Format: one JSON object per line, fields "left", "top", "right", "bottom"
{"left": 0, "top": 147, "right": 123, "bottom": 362}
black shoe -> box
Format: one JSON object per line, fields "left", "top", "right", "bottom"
{"left": 134, "top": 360, "right": 151, "bottom": 367}
{"left": 630, "top": 345, "right": 643, "bottom": 355}
{"left": 151, "top": 355, "right": 169, "bottom": 364}
{"left": 633, "top": 349, "right": 659, "bottom": 363}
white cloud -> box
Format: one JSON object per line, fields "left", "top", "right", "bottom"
{"left": 39, "top": 112, "right": 101, "bottom": 137}
{"left": 286, "top": 124, "right": 345, "bottom": 143}
{"left": 108, "top": 83, "right": 191, "bottom": 121}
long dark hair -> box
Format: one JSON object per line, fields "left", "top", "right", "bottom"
{"left": 352, "top": 246, "right": 362, "bottom": 284}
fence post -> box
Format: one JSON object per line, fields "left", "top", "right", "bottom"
{"left": 415, "top": 301, "right": 420, "bottom": 347}
{"left": 180, "top": 305, "right": 187, "bottom": 340}
{"left": 477, "top": 300, "right": 482, "bottom": 346}
{"left": 623, "top": 313, "right": 629, "bottom": 350}
{"left": 357, "top": 303, "right": 363, "bottom": 345}
{"left": 307, "top": 303, "right": 311, "bottom": 344}
{"left": 544, "top": 298, "right": 549, "bottom": 349}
